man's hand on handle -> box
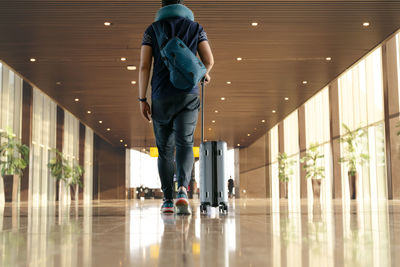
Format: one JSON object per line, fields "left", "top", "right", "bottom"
{"left": 204, "top": 73, "right": 211, "bottom": 85}
{"left": 140, "top": 101, "right": 152, "bottom": 122}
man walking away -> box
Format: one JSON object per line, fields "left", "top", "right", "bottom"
{"left": 138, "top": 0, "right": 214, "bottom": 214}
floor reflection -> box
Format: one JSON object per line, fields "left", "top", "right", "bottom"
{"left": 0, "top": 199, "right": 398, "bottom": 266}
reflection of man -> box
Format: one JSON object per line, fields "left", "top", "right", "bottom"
{"left": 228, "top": 177, "right": 234, "bottom": 198}
{"left": 159, "top": 215, "right": 193, "bottom": 266}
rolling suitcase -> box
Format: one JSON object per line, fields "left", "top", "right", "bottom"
{"left": 199, "top": 80, "right": 228, "bottom": 213}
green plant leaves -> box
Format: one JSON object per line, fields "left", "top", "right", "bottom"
{"left": 339, "top": 123, "right": 369, "bottom": 175}
{"left": 301, "top": 143, "right": 325, "bottom": 180}
{"left": 48, "top": 149, "right": 84, "bottom": 187}
{"left": 278, "top": 152, "right": 295, "bottom": 183}
{"left": 0, "top": 128, "right": 30, "bottom": 176}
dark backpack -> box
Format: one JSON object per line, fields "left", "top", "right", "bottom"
{"left": 152, "top": 23, "right": 206, "bottom": 91}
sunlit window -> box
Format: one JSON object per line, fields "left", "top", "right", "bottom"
{"left": 396, "top": 33, "right": 400, "bottom": 111}
{"left": 338, "top": 47, "right": 387, "bottom": 207}
{"left": 283, "top": 111, "right": 300, "bottom": 212}
{"left": 130, "top": 149, "right": 161, "bottom": 188}
{"left": 304, "top": 87, "right": 332, "bottom": 210}
{"left": 84, "top": 127, "right": 94, "bottom": 204}
{"left": 269, "top": 125, "right": 279, "bottom": 212}
{"left": 0, "top": 62, "right": 22, "bottom": 137}
{"left": 30, "top": 89, "right": 57, "bottom": 206}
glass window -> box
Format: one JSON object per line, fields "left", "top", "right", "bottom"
{"left": 396, "top": 33, "right": 400, "bottom": 111}
{"left": 283, "top": 111, "right": 300, "bottom": 212}
{"left": 269, "top": 125, "right": 279, "bottom": 212}
{"left": 0, "top": 63, "right": 23, "bottom": 205}
{"left": 0, "top": 62, "right": 22, "bottom": 137}
{"left": 84, "top": 127, "right": 94, "bottom": 204}
{"left": 338, "top": 47, "right": 387, "bottom": 208}
{"left": 130, "top": 149, "right": 160, "bottom": 189}
{"left": 304, "top": 87, "right": 333, "bottom": 210}
{"left": 61, "top": 111, "right": 80, "bottom": 205}
{"left": 30, "top": 88, "right": 57, "bottom": 206}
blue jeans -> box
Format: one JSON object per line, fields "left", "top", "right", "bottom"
{"left": 152, "top": 93, "right": 200, "bottom": 200}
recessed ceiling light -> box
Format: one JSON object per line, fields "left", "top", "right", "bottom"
{"left": 251, "top": 22, "right": 258, "bottom": 26}
{"left": 30, "top": 58, "right": 36, "bottom": 62}
{"left": 247, "top": 133, "right": 251, "bottom": 136}
{"left": 284, "top": 97, "right": 289, "bottom": 101}
{"left": 237, "top": 144, "right": 241, "bottom": 147}
{"left": 363, "top": 22, "right": 370, "bottom": 27}
{"left": 236, "top": 57, "right": 242, "bottom": 61}
{"left": 212, "top": 120, "right": 215, "bottom": 123}
{"left": 74, "top": 98, "right": 79, "bottom": 102}
{"left": 208, "top": 128, "right": 211, "bottom": 131}
{"left": 302, "top": 81, "right": 308, "bottom": 84}
{"left": 226, "top": 81, "right": 232, "bottom": 85}
{"left": 127, "top": 66, "right": 137, "bottom": 70}
{"left": 221, "top": 97, "right": 226, "bottom": 101}
{"left": 272, "top": 110, "right": 276, "bottom": 113}
{"left": 106, "top": 128, "right": 111, "bottom": 131}
{"left": 124, "top": 144, "right": 128, "bottom": 147}
{"left": 104, "top": 22, "right": 112, "bottom": 26}
{"left": 87, "top": 110, "right": 92, "bottom": 114}
{"left": 120, "top": 57, "right": 127, "bottom": 61}
{"left": 99, "top": 120, "right": 103, "bottom": 124}
{"left": 261, "top": 120, "right": 265, "bottom": 123}
{"left": 215, "top": 110, "right": 219, "bottom": 113}
{"left": 56, "top": 81, "right": 62, "bottom": 85}
{"left": 131, "top": 81, "right": 137, "bottom": 85}
{"left": 325, "top": 57, "right": 332, "bottom": 61}
{"left": 120, "top": 139, "right": 123, "bottom": 143}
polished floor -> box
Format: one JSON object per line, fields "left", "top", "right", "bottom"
{"left": 0, "top": 198, "right": 399, "bottom": 267}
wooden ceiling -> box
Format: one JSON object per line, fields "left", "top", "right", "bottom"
{"left": 1, "top": 0, "right": 400, "bottom": 148}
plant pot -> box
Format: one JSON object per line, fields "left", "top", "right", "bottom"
{"left": 348, "top": 172, "right": 358, "bottom": 200}
{"left": 280, "top": 182, "right": 288, "bottom": 199}
{"left": 3, "top": 175, "right": 19, "bottom": 202}
{"left": 311, "top": 179, "right": 321, "bottom": 200}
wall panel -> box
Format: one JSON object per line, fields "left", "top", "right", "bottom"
{"left": 94, "top": 134, "right": 125, "bottom": 200}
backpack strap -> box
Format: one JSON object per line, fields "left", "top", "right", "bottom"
{"left": 152, "top": 23, "right": 169, "bottom": 49}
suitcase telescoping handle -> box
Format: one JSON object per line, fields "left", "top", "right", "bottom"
{"left": 201, "top": 77, "right": 205, "bottom": 144}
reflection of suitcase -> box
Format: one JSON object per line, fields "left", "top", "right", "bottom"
{"left": 199, "top": 80, "right": 228, "bottom": 213}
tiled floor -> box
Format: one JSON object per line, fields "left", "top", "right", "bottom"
{"left": 0, "top": 199, "right": 399, "bottom": 267}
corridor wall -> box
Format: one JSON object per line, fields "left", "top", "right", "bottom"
{"left": 241, "top": 28, "right": 400, "bottom": 203}
{"left": 0, "top": 60, "right": 118, "bottom": 205}
{"left": 239, "top": 134, "right": 267, "bottom": 198}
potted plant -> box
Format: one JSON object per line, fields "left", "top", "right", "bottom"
{"left": 0, "top": 128, "right": 29, "bottom": 203}
{"left": 301, "top": 143, "right": 325, "bottom": 200}
{"left": 339, "top": 124, "right": 369, "bottom": 200}
{"left": 278, "top": 152, "right": 295, "bottom": 199}
{"left": 48, "top": 149, "right": 83, "bottom": 202}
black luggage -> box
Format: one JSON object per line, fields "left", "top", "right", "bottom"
{"left": 199, "top": 80, "right": 228, "bottom": 213}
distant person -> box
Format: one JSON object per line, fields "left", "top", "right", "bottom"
{"left": 228, "top": 177, "right": 234, "bottom": 198}
{"left": 138, "top": 0, "right": 214, "bottom": 214}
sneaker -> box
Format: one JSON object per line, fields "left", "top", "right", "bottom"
{"left": 160, "top": 200, "right": 175, "bottom": 214}
{"left": 175, "top": 190, "right": 192, "bottom": 215}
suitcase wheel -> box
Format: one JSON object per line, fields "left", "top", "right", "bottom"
{"left": 219, "top": 203, "right": 228, "bottom": 214}
{"left": 200, "top": 203, "right": 209, "bottom": 214}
